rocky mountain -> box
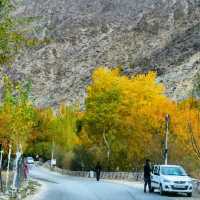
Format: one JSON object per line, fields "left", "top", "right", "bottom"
{"left": 8, "top": 0, "right": 200, "bottom": 107}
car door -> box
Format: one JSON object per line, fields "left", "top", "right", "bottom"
{"left": 151, "top": 165, "right": 157, "bottom": 188}
{"left": 151, "top": 165, "right": 160, "bottom": 189}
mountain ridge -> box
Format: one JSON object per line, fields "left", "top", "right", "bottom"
{"left": 5, "top": 0, "right": 200, "bottom": 107}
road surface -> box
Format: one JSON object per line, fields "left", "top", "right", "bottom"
{"left": 29, "top": 166, "right": 199, "bottom": 200}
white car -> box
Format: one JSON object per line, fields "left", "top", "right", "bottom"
{"left": 26, "top": 157, "right": 34, "bottom": 164}
{"left": 151, "top": 165, "right": 193, "bottom": 197}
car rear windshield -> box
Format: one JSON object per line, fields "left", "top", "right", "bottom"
{"left": 160, "top": 166, "right": 187, "bottom": 176}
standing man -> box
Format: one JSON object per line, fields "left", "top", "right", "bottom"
{"left": 144, "top": 159, "right": 152, "bottom": 193}
{"left": 95, "top": 162, "right": 102, "bottom": 181}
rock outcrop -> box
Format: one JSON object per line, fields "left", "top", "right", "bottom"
{"left": 8, "top": 0, "right": 200, "bottom": 107}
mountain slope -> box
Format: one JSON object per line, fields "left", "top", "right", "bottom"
{"left": 7, "top": 0, "right": 200, "bottom": 106}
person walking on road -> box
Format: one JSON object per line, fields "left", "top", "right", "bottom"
{"left": 95, "top": 162, "right": 102, "bottom": 181}
{"left": 23, "top": 159, "right": 29, "bottom": 181}
{"left": 144, "top": 159, "right": 152, "bottom": 193}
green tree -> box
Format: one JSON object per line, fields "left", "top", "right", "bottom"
{"left": 84, "top": 88, "right": 122, "bottom": 169}
{"left": 0, "top": 76, "right": 35, "bottom": 151}
{"left": 25, "top": 104, "right": 79, "bottom": 167}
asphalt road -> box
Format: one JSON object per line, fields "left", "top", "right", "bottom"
{"left": 29, "top": 166, "right": 199, "bottom": 200}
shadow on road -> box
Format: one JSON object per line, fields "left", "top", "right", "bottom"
{"left": 153, "top": 191, "right": 195, "bottom": 198}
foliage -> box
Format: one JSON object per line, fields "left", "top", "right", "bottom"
{"left": 25, "top": 104, "right": 79, "bottom": 166}
{"left": 0, "top": 1, "right": 73, "bottom": 168}
{"left": 0, "top": 76, "right": 35, "bottom": 151}
{"left": 0, "top": 64, "right": 200, "bottom": 174}
{"left": 79, "top": 67, "right": 200, "bottom": 172}
{"left": 0, "top": 78, "right": 79, "bottom": 168}
{"left": 71, "top": 145, "right": 95, "bottom": 171}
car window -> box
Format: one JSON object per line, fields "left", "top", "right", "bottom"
{"left": 153, "top": 166, "right": 159, "bottom": 175}
{"left": 160, "top": 166, "right": 187, "bottom": 176}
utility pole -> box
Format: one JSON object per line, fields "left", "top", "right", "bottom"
{"left": 164, "top": 114, "right": 170, "bottom": 165}
{"left": 51, "top": 140, "right": 55, "bottom": 168}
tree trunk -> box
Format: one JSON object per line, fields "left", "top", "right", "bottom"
{"left": 102, "top": 129, "right": 111, "bottom": 166}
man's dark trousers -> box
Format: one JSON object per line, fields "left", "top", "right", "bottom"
{"left": 96, "top": 172, "right": 100, "bottom": 181}
{"left": 144, "top": 177, "right": 151, "bottom": 192}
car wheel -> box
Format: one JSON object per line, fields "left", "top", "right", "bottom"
{"left": 160, "top": 185, "right": 165, "bottom": 196}
{"left": 187, "top": 192, "right": 192, "bottom": 197}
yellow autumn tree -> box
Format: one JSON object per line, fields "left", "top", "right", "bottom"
{"left": 80, "top": 67, "right": 200, "bottom": 172}
{"left": 0, "top": 77, "right": 35, "bottom": 152}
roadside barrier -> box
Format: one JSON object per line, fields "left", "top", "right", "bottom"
{"left": 47, "top": 164, "right": 144, "bottom": 181}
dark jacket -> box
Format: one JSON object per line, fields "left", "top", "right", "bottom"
{"left": 95, "top": 164, "right": 102, "bottom": 174}
{"left": 144, "top": 163, "right": 151, "bottom": 179}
